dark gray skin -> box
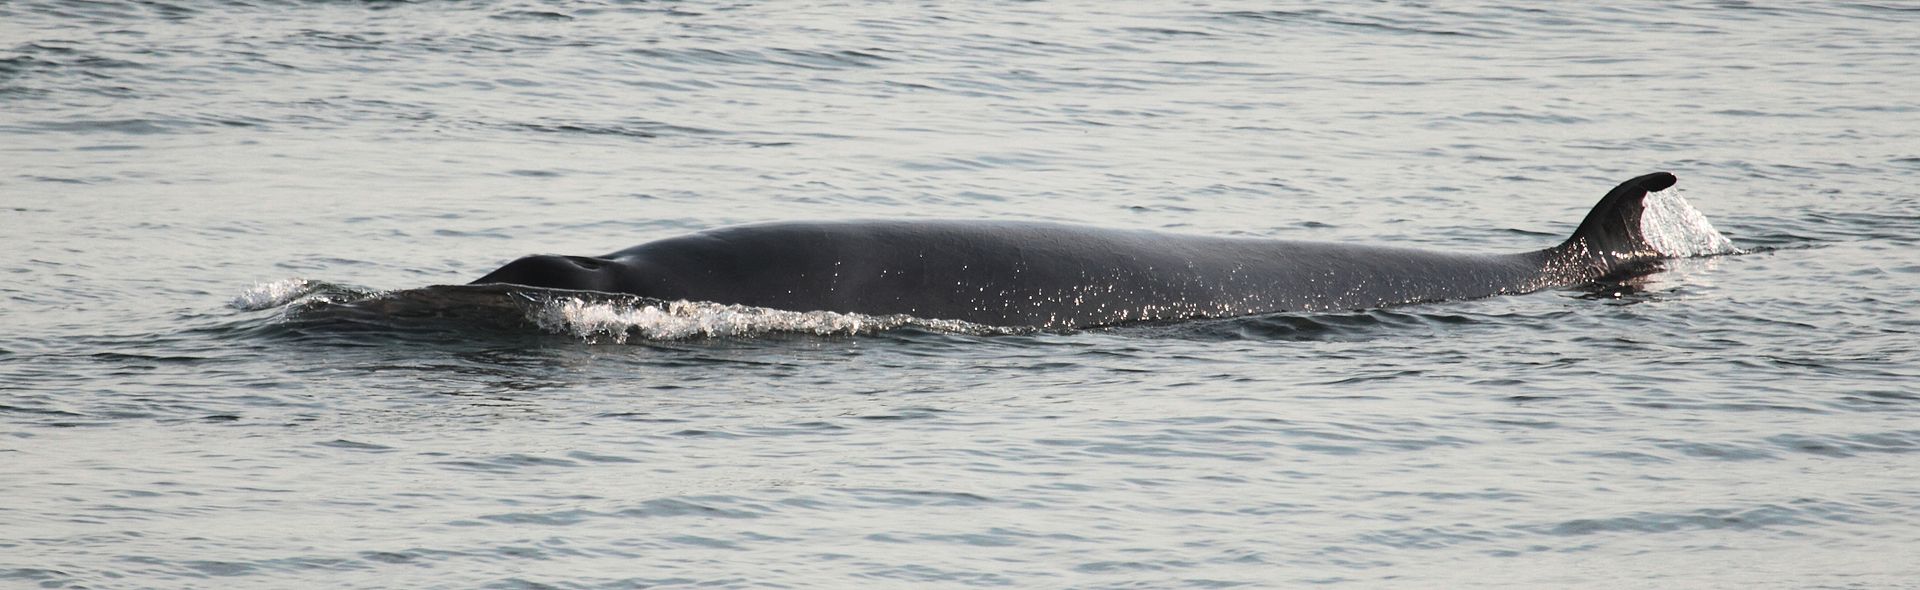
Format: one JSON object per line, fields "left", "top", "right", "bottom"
{"left": 473, "top": 172, "right": 1678, "bottom": 328}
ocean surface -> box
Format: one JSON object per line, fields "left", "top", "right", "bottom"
{"left": 3, "top": 1, "right": 1916, "bottom": 588}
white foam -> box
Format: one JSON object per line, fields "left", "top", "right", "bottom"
{"left": 1641, "top": 188, "right": 1738, "bottom": 258}
{"left": 531, "top": 296, "right": 997, "bottom": 342}
{"left": 229, "top": 278, "right": 316, "bottom": 310}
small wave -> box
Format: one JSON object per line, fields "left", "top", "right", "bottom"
{"left": 491, "top": 10, "right": 574, "bottom": 21}
{"left": 1213, "top": 10, "right": 1489, "bottom": 38}
{"left": 1641, "top": 188, "right": 1738, "bottom": 258}
{"left": 622, "top": 46, "right": 893, "bottom": 71}
{"left": 18, "top": 118, "right": 204, "bottom": 136}
{"left": 1120, "top": 307, "right": 1497, "bottom": 343}
{"left": 499, "top": 118, "right": 729, "bottom": 143}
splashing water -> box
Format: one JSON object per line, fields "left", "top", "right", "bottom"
{"left": 534, "top": 295, "right": 1003, "bottom": 342}
{"left": 1642, "top": 188, "right": 1738, "bottom": 258}
{"left": 229, "top": 278, "right": 316, "bottom": 310}
{"left": 232, "top": 282, "right": 1007, "bottom": 342}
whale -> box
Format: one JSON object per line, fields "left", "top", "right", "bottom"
{"left": 471, "top": 172, "right": 1684, "bottom": 328}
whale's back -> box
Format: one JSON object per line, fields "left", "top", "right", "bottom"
{"left": 609, "top": 220, "right": 1547, "bottom": 328}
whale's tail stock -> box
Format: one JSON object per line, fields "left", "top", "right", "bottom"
{"left": 1549, "top": 171, "right": 1680, "bottom": 280}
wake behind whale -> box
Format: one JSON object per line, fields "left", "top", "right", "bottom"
{"left": 466, "top": 173, "right": 1735, "bottom": 330}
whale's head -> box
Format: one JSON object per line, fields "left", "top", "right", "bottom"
{"left": 470, "top": 254, "right": 628, "bottom": 292}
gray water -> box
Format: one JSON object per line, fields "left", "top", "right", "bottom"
{"left": 3, "top": 1, "right": 1917, "bottom": 588}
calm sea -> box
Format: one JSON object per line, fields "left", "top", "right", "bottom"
{"left": 2, "top": 1, "right": 1916, "bottom": 588}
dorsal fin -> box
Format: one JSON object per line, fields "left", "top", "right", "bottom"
{"left": 1555, "top": 172, "right": 1677, "bottom": 278}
